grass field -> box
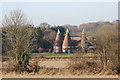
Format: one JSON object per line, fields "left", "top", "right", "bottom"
{"left": 31, "top": 53, "right": 98, "bottom": 58}
{"left": 31, "top": 53, "right": 74, "bottom": 58}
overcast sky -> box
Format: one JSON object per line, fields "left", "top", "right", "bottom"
{"left": 2, "top": 2, "right": 118, "bottom": 26}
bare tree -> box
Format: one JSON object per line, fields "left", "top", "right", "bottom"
{"left": 95, "top": 24, "right": 118, "bottom": 74}
{"left": 2, "top": 10, "right": 28, "bottom": 27}
{"left": 2, "top": 10, "right": 34, "bottom": 72}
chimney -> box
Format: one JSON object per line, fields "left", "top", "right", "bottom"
{"left": 62, "top": 29, "right": 73, "bottom": 53}
{"left": 53, "top": 29, "right": 63, "bottom": 53}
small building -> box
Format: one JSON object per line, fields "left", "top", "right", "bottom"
{"left": 87, "top": 42, "right": 94, "bottom": 53}
{"left": 53, "top": 29, "right": 63, "bottom": 53}
{"left": 62, "top": 29, "right": 73, "bottom": 53}
{"left": 80, "top": 29, "right": 95, "bottom": 53}
{"left": 80, "top": 29, "right": 88, "bottom": 53}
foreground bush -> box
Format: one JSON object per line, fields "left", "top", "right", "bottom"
{"left": 68, "top": 52, "right": 119, "bottom": 75}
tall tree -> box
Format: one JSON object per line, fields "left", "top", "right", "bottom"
{"left": 95, "top": 24, "right": 118, "bottom": 74}
{"left": 2, "top": 10, "right": 34, "bottom": 72}
{"left": 42, "top": 29, "right": 56, "bottom": 49}
{"left": 2, "top": 10, "right": 29, "bottom": 27}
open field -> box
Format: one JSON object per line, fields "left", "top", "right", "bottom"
{"left": 2, "top": 53, "right": 118, "bottom": 78}
{"left": 31, "top": 53, "right": 98, "bottom": 58}
{"left": 31, "top": 53, "right": 74, "bottom": 58}
{"left": 2, "top": 59, "right": 119, "bottom": 78}
{"left": 39, "top": 60, "right": 70, "bottom": 68}
{"left": 2, "top": 72, "right": 119, "bottom": 78}
{"left": 3, "top": 75, "right": 119, "bottom": 78}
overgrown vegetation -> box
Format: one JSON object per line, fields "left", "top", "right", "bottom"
{"left": 95, "top": 24, "right": 118, "bottom": 74}
{"left": 68, "top": 24, "right": 119, "bottom": 75}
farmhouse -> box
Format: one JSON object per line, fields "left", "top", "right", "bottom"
{"left": 53, "top": 29, "right": 94, "bottom": 53}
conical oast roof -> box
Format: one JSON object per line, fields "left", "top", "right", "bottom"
{"left": 81, "top": 29, "right": 87, "bottom": 48}
{"left": 82, "top": 29, "right": 85, "bottom": 34}
{"left": 81, "top": 29, "right": 87, "bottom": 41}
{"left": 54, "top": 29, "right": 63, "bottom": 46}
{"left": 62, "top": 29, "right": 72, "bottom": 48}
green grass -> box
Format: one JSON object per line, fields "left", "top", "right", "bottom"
{"left": 74, "top": 53, "right": 98, "bottom": 57}
{"left": 31, "top": 53, "right": 74, "bottom": 58}
{"left": 30, "top": 53, "right": 98, "bottom": 58}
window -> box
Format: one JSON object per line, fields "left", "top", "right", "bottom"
{"left": 56, "top": 46, "right": 60, "bottom": 49}
{"left": 56, "top": 50, "right": 59, "bottom": 53}
{"left": 63, "top": 50, "right": 66, "bottom": 53}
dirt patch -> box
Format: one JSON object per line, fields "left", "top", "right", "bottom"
{"left": 39, "top": 60, "right": 70, "bottom": 68}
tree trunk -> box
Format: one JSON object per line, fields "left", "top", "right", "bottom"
{"left": 99, "top": 49, "right": 108, "bottom": 75}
